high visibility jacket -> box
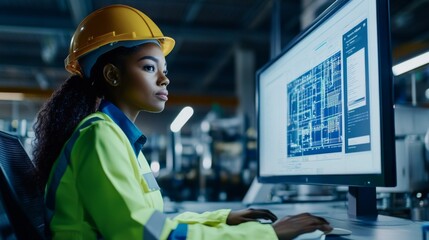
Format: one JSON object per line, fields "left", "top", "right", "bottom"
{"left": 45, "top": 101, "right": 277, "bottom": 240}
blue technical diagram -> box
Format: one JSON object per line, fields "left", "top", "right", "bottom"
{"left": 287, "top": 51, "right": 342, "bottom": 157}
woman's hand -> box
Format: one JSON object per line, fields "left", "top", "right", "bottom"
{"left": 226, "top": 208, "right": 278, "bottom": 225}
{"left": 272, "top": 213, "right": 332, "bottom": 240}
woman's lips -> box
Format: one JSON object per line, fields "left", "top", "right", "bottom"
{"left": 156, "top": 91, "right": 168, "bottom": 101}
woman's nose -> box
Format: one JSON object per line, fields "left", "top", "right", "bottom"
{"left": 158, "top": 74, "right": 170, "bottom": 87}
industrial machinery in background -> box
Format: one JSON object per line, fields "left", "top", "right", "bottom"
{"left": 375, "top": 106, "right": 429, "bottom": 221}
{"left": 144, "top": 107, "right": 258, "bottom": 202}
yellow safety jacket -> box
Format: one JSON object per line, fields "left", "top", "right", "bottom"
{"left": 45, "top": 100, "right": 277, "bottom": 240}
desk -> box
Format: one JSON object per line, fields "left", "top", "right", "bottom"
{"left": 166, "top": 201, "right": 423, "bottom": 240}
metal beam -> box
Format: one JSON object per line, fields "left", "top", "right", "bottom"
{"left": 193, "top": 44, "right": 236, "bottom": 91}
{"left": 241, "top": 0, "right": 273, "bottom": 29}
{"left": 162, "top": 25, "right": 267, "bottom": 43}
{"left": 0, "top": 56, "right": 64, "bottom": 69}
{"left": 300, "top": 0, "right": 330, "bottom": 30}
{"left": 192, "top": 0, "right": 274, "bottom": 92}
{"left": 0, "top": 12, "right": 73, "bottom": 30}
{"left": 271, "top": 0, "right": 281, "bottom": 59}
{"left": 168, "top": 0, "right": 206, "bottom": 65}
{"left": 67, "top": 0, "right": 92, "bottom": 25}
{"left": 185, "top": 0, "right": 206, "bottom": 23}
{"left": 0, "top": 14, "right": 267, "bottom": 43}
{"left": 0, "top": 87, "right": 238, "bottom": 108}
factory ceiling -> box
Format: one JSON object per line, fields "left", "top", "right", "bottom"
{"left": 0, "top": 0, "right": 428, "bottom": 114}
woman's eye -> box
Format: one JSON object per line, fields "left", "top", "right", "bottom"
{"left": 143, "top": 65, "right": 155, "bottom": 72}
{"left": 163, "top": 69, "right": 168, "bottom": 76}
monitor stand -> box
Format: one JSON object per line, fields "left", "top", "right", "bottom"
{"left": 341, "top": 186, "right": 410, "bottom": 226}
{"left": 348, "top": 186, "right": 377, "bottom": 218}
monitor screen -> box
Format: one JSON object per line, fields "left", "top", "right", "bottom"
{"left": 257, "top": 0, "right": 395, "bottom": 188}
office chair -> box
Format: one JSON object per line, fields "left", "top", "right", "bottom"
{"left": 0, "top": 130, "right": 46, "bottom": 239}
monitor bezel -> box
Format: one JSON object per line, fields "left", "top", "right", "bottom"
{"left": 256, "top": 0, "right": 396, "bottom": 187}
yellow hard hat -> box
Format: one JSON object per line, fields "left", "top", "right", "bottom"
{"left": 65, "top": 4, "right": 175, "bottom": 77}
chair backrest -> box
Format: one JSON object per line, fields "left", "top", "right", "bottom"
{"left": 0, "top": 130, "right": 46, "bottom": 239}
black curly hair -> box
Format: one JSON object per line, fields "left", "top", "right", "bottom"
{"left": 33, "top": 46, "right": 140, "bottom": 187}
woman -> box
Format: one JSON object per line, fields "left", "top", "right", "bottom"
{"left": 33, "top": 5, "right": 332, "bottom": 240}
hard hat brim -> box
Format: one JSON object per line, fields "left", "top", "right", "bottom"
{"left": 65, "top": 36, "right": 175, "bottom": 77}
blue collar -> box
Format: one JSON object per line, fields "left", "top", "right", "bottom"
{"left": 98, "top": 100, "right": 147, "bottom": 157}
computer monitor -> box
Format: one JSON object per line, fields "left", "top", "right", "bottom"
{"left": 257, "top": 0, "right": 395, "bottom": 220}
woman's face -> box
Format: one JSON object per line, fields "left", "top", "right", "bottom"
{"left": 115, "top": 43, "right": 169, "bottom": 113}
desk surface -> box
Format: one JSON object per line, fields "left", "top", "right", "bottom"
{"left": 167, "top": 201, "right": 423, "bottom": 240}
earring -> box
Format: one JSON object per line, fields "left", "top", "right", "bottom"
{"left": 113, "top": 80, "right": 117, "bottom": 85}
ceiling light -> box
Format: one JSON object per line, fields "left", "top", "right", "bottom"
{"left": 392, "top": 51, "right": 429, "bottom": 76}
{"left": 0, "top": 92, "right": 24, "bottom": 101}
{"left": 170, "top": 106, "right": 194, "bottom": 132}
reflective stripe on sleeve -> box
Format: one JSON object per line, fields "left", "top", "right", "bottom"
{"left": 142, "top": 172, "right": 160, "bottom": 191}
{"left": 144, "top": 210, "right": 168, "bottom": 240}
{"left": 45, "top": 117, "right": 102, "bottom": 222}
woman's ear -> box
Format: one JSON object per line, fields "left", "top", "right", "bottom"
{"left": 103, "top": 64, "right": 121, "bottom": 86}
